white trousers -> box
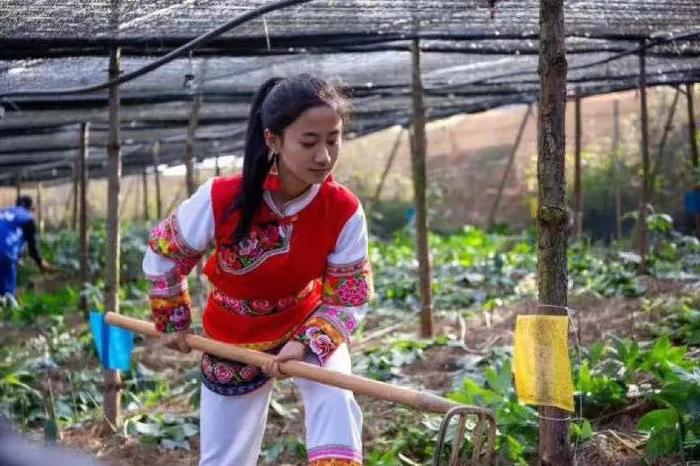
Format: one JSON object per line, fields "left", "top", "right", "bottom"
{"left": 199, "top": 344, "right": 363, "bottom": 466}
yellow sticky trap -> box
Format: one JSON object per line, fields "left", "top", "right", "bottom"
{"left": 513, "top": 315, "right": 574, "bottom": 412}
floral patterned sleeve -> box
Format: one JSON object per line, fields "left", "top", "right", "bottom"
{"left": 143, "top": 179, "right": 215, "bottom": 333}
{"left": 294, "top": 205, "right": 373, "bottom": 364}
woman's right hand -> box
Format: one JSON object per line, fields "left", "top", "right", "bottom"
{"left": 158, "top": 331, "right": 192, "bottom": 353}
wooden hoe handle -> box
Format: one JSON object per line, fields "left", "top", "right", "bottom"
{"left": 105, "top": 312, "right": 475, "bottom": 415}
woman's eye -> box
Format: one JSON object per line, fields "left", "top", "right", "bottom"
{"left": 301, "top": 142, "right": 316, "bottom": 148}
{"left": 327, "top": 140, "right": 339, "bottom": 146}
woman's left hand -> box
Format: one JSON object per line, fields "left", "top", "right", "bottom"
{"left": 262, "top": 340, "right": 306, "bottom": 379}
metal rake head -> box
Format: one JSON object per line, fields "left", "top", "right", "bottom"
{"left": 433, "top": 405, "right": 497, "bottom": 466}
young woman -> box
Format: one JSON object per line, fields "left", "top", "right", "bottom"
{"left": 143, "top": 74, "right": 372, "bottom": 466}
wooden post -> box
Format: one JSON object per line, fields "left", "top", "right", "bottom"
{"left": 72, "top": 157, "right": 79, "bottom": 231}
{"left": 573, "top": 89, "right": 583, "bottom": 238}
{"left": 184, "top": 96, "right": 203, "bottom": 197}
{"left": 613, "top": 100, "right": 623, "bottom": 240}
{"left": 487, "top": 104, "right": 533, "bottom": 229}
{"left": 215, "top": 156, "right": 221, "bottom": 177}
{"left": 36, "top": 182, "right": 44, "bottom": 234}
{"left": 15, "top": 174, "right": 21, "bottom": 200}
{"left": 410, "top": 39, "right": 434, "bottom": 339}
{"left": 650, "top": 87, "right": 681, "bottom": 199}
{"left": 638, "top": 44, "right": 650, "bottom": 274}
{"left": 536, "top": 0, "right": 572, "bottom": 463}
{"left": 687, "top": 83, "right": 700, "bottom": 237}
{"left": 79, "top": 122, "right": 90, "bottom": 319}
{"left": 152, "top": 142, "right": 162, "bottom": 219}
{"left": 103, "top": 47, "right": 122, "bottom": 430}
{"left": 368, "top": 127, "right": 404, "bottom": 215}
{"left": 142, "top": 166, "right": 149, "bottom": 222}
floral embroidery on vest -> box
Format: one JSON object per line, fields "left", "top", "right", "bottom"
{"left": 322, "top": 258, "right": 373, "bottom": 307}
{"left": 151, "top": 292, "right": 192, "bottom": 333}
{"left": 217, "top": 222, "right": 293, "bottom": 275}
{"left": 211, "top": 279, "right": 318, "bottom": 316}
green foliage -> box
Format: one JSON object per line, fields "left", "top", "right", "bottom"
{"left": 123, "top": 412, "right": 199, "bottom": 450}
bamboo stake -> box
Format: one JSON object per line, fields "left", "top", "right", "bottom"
{"left": 612, "top": 99, "right": 623, "bottom": 240}
{"left": 687, "top": 83, "right": 699, "bottom": 237}
{"left": 487, "top": 104, "right": 533, "bottom": 230}
{"left": 650, "top": 87, "right": 681, "bottom": 200}
{"left": 152, "top": 142, "right": 162, "bottom": 219}
{"left": 142, "top": 166, "right": 149, "bottom": 222}
{"left": 367, "top": 127, "right": 404, "bottom": 215}
{"left": 574, "top": 89, "right": 583, "bottom": 237}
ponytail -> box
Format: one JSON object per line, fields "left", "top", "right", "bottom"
{"left": 228, "top": 77, "right": 284, "bottom": 242}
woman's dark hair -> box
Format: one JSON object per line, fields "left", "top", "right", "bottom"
{"left": 228, "top": 74, "right": 351, "bottom": 242}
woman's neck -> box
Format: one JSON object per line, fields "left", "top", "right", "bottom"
{"left": 275, "top": 167, "right": 311, "bottom": 203}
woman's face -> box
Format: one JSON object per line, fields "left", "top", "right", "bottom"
{"left": 266, "top": 105, "right": 343, "bottom": 188}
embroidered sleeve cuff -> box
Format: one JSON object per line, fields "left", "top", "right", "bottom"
{"left": 293, "top": 315, "right": 345, "bottom": 365}
{"left": 322, "top": 258, "right": 373, "bottom": 307}
{"left": 150, "top": 290, "right": 192, "bottom": 333}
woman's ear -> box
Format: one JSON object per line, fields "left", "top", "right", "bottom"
{"left": 264, "top": 129, "right": 282, "bottom": 154}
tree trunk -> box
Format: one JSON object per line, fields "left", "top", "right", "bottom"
{"left": 487, "top": 104, "right": 532, "bottom": 230}
{"left": 410, "top": 39, "right": 434, "bottom": 339}
{"left": 79, "top": 122, "right": 90, "bottom": 319}
{"left": 103, "top": 47, "right": 122, "bottom": 431}
{"left": 638, "top": 45, "right": 650, "bottom": 274}
{"left": 536, "top": 0, "right": 572, "bottom": 464}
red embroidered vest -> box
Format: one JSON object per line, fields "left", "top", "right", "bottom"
{"left": 202, "top": 175, "right": 359, "bottom": 349}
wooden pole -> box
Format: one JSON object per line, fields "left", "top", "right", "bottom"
{"left": 410, "top": 39, "right": 434, "bottom": 339}
{"left": 687, "top": 84, "right": 700, "bottom": 237}
{"left": 72, "top": 158, "right": 79, "bottom": 231}
{"left": 103, "top": 47, "right": 122, "bottom": 430}
{"left": 536, "top": 0, "right": 572, "bottom": 463}
{"left": 215, "top": 155, "right": 221, "bottom": 177}
{"left": 573, "top": 89, "right": 583, "bottom": 238}
{"left": 79, "top": 122, "right": 90, "bottom": 319}
{"left": 487, "top": 104, "right": 533, "bottom": 230}
{"left": 650, "top": 87, "right": 681, "bottom": 199}
{"left": 638, "top": 44, "right": 650, "bottom": 274}
{"left": 613, "top": 99, "right": 623, "bottom": 240}
{"left": 184, "top": 96, "right": 203, "bottom": 197}
{"left": 36, "top": 182, "right": 44, "bottom": 234}
{"left": 152, "top": 142, "right": 162, "bottom": 219}
{"left": 15, "top": 174, "right": 21, "bottom": 200}
{"left": 368, "top": 127, "right": 404, "bottom": 215}
{"left": 142, "top": 166, "right": 149, "bottom": 222}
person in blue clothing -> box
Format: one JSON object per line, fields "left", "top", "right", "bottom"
{"left": 0, "top": 195, "right": 48, "bottom": 304}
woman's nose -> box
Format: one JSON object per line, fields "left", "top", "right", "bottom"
{"left": 315, "top": 146, "right": 331, "bottom": 164}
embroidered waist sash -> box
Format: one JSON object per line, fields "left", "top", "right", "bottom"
{"left": 202, "top": 279, "right": 322, "bottom": 351}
